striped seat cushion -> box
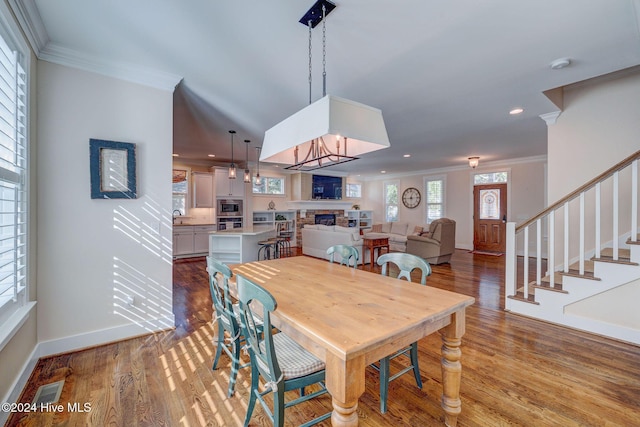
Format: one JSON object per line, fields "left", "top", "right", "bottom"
{"left": 258, "top": 332, "right": 325, "bottom": 380}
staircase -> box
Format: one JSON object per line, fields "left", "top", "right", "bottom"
{"left": 505, "top": 150, "right": 640, "bottom": 345}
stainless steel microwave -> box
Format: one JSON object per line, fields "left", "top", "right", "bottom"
{"left": 217, "top": 199, "right": 243, "bottom": 216}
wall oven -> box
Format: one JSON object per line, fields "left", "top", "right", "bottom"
{"left": 217, "top": 199, "right": 243, "bottom": 216}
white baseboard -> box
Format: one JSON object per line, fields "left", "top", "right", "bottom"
{"left": 0, "top": 313, "right": 175, "bottom": 425}
{"left": 36, "top": 314, "right": 175, "bottom": 357}
{"left": 0, "top": 346, "right": 39, "bottom": 426}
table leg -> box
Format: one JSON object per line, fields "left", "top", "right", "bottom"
{"left": 440, "top": 310, "right": 466, "bottom": 427}
{"left": 325, "top": 352, "right": 365, "bottom": 427}
{"left": 369, "top": 246, "right": 376, "bottom": 272}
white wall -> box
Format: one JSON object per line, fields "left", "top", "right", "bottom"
{"left": 548, "top": 70, "right": 640, "bottom": 202}
{"left": 361, "top": 158, "right": 547, "bottom": 250}
{"left": 36, "top": 62, "right": 174, "bottom": 353}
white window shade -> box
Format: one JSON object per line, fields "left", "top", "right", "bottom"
{"left": 261, "top": 95, "right": 390, "bottom": 170}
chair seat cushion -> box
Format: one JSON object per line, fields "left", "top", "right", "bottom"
{"left": 259, "top": 332, "right": 325, "bottom": 380}
{"left": 231, "top": 303, "right": 264, "bottom": 328}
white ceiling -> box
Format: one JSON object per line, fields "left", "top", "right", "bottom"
{"left": 16, "top": 0, "right": 640, "bottom": 176}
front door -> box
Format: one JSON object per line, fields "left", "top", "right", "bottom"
{"left": 473, "top": 183, "right": 507, "bottom": 253}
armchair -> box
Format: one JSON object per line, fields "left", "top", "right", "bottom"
{"left": 406, "top": 218, "right": 456, "bottom": 264}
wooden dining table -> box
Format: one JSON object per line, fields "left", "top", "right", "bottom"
{"left": 231, "top": 256, "right": 475, "bottom": 427}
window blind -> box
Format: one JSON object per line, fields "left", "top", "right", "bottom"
{"left": 0, "top": 27, "right": 27, "bottom": 320}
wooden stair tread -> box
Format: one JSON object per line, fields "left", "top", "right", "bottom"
{"left": 507, "top": 292, "right": 540, "bottom": 305}
{"left": 593, "top": 247, "right": 637, "bottom": 265}
{"left": 540, "top": 272, "right": 563, "bottom": 286}
{"left": 531, "top": 281, "right": 568, "bottom": 294}
{"left": 626, "top": 234, "right": 640, "bottom": 245}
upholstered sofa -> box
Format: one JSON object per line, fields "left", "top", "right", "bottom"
{"left": 406, "top": 218, "right": 456, "bottom": 264}
{"left": 363, "top": 222, "right": 426, "bottom": 252}
{"left": 301, "top": 224, "right": 371, "bottom": 265}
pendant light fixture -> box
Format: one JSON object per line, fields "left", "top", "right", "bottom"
{"left": 261, "top": 0, "right": 389, "bottom": 171}
{"left": 254, "top": 146, "right": 262, "bottom": 186}
{"left": 228, "top": 130, "right": 237, "bottom": 179}
{"left": 243, "top": 139, "right": 251, "bottom": 183}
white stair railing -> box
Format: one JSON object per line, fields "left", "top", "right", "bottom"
{"left": 505, "top": 151, "right": 640, "bottom": 307}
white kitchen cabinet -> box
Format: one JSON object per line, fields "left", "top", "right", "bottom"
{"left": 214, "top": 168, "right": 245, "bottom": 198}
{"left": 173, "top": 226, "right": 195, "bottom": 256}
{"left": 173, "top": 225, "right": 216, "bottom": 258}
{"left": 192, "top": 172, "right": 214, "bottom": 208}
{"left": 193, "top": 225, "right": 216, "bottom": 253}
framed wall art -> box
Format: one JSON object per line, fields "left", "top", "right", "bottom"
{"left": 90, "top": 138, "right": 137, "bottom": 199}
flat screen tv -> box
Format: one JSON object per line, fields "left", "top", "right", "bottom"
{"left": 312, "top": 174, "right": 342, "bottom": 200}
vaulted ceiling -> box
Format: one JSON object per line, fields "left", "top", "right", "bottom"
{"left": 13, "top": 0, "right": 640, "bottom": 175}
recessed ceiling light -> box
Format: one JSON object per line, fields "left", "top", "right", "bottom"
{"left": 403, "top": 154, "right": 411, "bottom": 158}
{"left": 207, "top": 154, "right": 215, "bottom": 157}
{"left": 172, "top": 153, "right": 179, "bottom": 157}
{"left": 509, "top": 108, "right": 524, "bottom": 115}
{"left": 549, "top": 57, "right": 571, "bottom": 70}
{"left": 381, "top": 170, "right": 386, "bottom": 174}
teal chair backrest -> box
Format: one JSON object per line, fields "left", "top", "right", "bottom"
{"left": 235, "top": 274, "right": 282, "bottom": 384}
{"left": 326, "top": 244, "right": 359, "bottom": 268}
{"left": 206, "top": 256, "right": 238, "bottom": 330}
{"left": 377, "top": 252, "right": 431, "bottom": 284}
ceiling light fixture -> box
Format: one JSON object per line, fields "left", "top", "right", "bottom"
{"left": 509, "top": 108, "right": 524, "bottom": 115}
{"left": 254, "top": 146, "right": 262, "bottom": 186}
{"left": 261, "top": 0, "right": 390, "bottom": 171}
{"left": 228, "top": 130, "right": 236, "bottom": 179}
{"left": 208, "top": 154, "right": 216, "bottom": 158}
{"left": 403, "top": 154, "right": 411, "bottom": 158}
{"left": 468, "top": 156, "right": 480, "bottom": 169}
{"left": 243, "top": 140, "right": 252, "bottom": 183}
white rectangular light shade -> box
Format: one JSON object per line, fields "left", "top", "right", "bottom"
{"left": 261, "top": 94, "right": 390, "bottom": 164}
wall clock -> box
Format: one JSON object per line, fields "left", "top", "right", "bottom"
{"left": 402, "top": 187, "right": 421, "bottom": 209}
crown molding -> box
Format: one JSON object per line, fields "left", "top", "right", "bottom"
{"left": 8, "top": 0, "right": 182, "bottom": 92}
{"left": 539, "top": 111, "right": 561, "bottom": 126}
{"left": 361, "top": 154, "right": 548, "bottom": 181}
{"left": 8, "top": 0, "right": 49, "bottom": 54}
{"left": 40, "top": 42, "right": 182, "bottom": 92}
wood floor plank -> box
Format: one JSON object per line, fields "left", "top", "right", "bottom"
{"left": 5, "top": 250, "right": 640, "bottom": 427}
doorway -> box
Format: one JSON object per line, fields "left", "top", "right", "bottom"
{"left": 473, "top": 183, "right": 507, "bottom": 253}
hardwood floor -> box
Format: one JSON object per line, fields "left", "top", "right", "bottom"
{"left": 6, "top": 249, "right": 640, "bottom": 426}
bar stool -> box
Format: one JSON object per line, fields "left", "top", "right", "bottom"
{"left": 257, "top": 239, "right": 278, "bottom": 260}
{"left": 275, "top": 222, "right": 294, "bottom": 257}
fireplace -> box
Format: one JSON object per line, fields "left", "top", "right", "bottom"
{"left": 315, "top": 214, "right": 336, "bottom": 226}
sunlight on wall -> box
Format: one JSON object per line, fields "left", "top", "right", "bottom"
{"left": 112, "top": 256, "right": 173, "bottom": 332}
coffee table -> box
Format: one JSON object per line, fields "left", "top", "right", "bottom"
{"left": 363, "top": 236, "right": 389, "bottom": 271}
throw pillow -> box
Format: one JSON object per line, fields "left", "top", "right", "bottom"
{"left": 316, "top": 224, "right": 335, "bottom": 232}
{"left": 371, "top": 224, "right": 382, "bottom": 233}
{"left": 334, "top": 225, "right": 354, "bottom": 233}
{"left": 390, "top": 222, "right": 408, "bottom": 235}
{"left": 412, "top": 225, "right": 423, "bottom": 236}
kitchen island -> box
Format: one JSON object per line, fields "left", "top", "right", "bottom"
{"left": 209, "top": 227, "right": 276, "bottom": 264}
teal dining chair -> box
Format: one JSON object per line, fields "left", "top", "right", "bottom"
{"left": 206, "top": 256, "right": 261, "bottom": 397}
{"left": 326, "top": 244, "right": 360, "bottom": 268}
{"left": 236, "top": 273, "right": 331, "bottom": 427}
{"left": 374, "top": 252, "right": 432, "bottom": 413}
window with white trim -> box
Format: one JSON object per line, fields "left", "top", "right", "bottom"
{"left": 346, "top": 183, "right": 361, "bottom": 198}
{"left": 424, "top": 176, "right": 445, "bottom": 224}
{"left": 0, "top": 14, "right": 29, "bottom": 330}
{"left": 253, "top": 176, "right": 285, "bottom": 195}
{"left": 474, "top": 171, "right": 507, "bottom": 185}
{"left": 172, "top": 169, "right": 188, "bottom": 214}
{"left": 384, "top": 181, "right": 399, "bottom": 222}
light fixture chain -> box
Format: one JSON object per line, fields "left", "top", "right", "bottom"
{"left": 322, "top": 4, "right": 326, "bottom": 97}
{"left": 308, "top": 20, "right": 313, "bottom": 105}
